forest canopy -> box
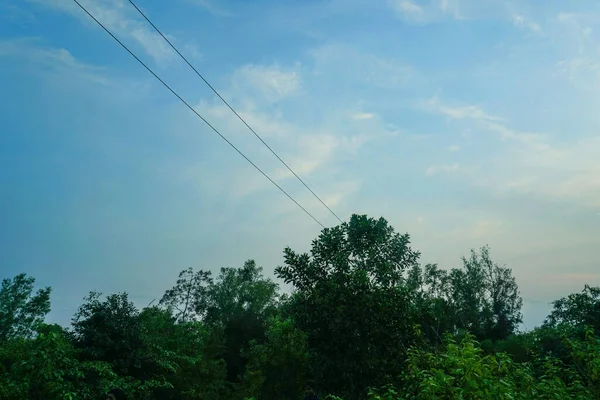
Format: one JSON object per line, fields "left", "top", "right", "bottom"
{"left": 1, "top": 214, "right": 599, "bottom": 399}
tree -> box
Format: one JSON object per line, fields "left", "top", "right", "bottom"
{"left": 159, "top": 268, "right": 213, "bottom": 323}
{"left": 405, "top": 263, "right": 456, "bottom": 345}
{"left": 373, "top": 332, "right": 593, "bottom": 400}
{"left": 0, "top": 273, "right": 51, "bottom": 341}
{"left": 136, "top": 306, "right": 228, "bottom": 399}
{"left": 71, "top": 292, "right": 144, "bottom": 377}
{"left": 71, "top": 292, "right": 227, "bottom": 399}
{"left": 242, "top": 315, "right": 309, "bottom": 400}
{"left": 0, "top": 322, "right": 122, "bottom": 400}
{"left": 544, "top": 285, "right": 600, "bottom": 333}
{"left": 276, "top": 214, "right": 422, "bottom": 399}
{"left": 160, "top": 260, "right": 280, "bottom": 384}
{"left": 449, "top": 246, "right": 523, "bottom": 341}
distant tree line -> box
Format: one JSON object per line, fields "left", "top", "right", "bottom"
{"left": 1, "top": 214, "right": 599, "bottom": 399}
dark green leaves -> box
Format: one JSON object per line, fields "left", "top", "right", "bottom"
{"left": 0, "top": 273, "right": 51, "bottom": 341}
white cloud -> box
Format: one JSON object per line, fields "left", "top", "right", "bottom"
{"left": 389, "top": 0, "right": 463, "bottom": 23}
{"left": 423, "top": 96, "right": 503, "bottom": 121}
{"left": 438, "top": 0, "right": 463, "bottom": 19}
{"left": 558, "top": 57, "right": 600, "bottom": 80}
{"left": 196, "top": 98, "right": 293, "bottom": 141}
{"left": 352, "top": 112, "right": 375, "bottom": 120}
{"left": 390, "top": 0, "right": 424, "bottom": 18}
{"left": 449, "top": 219, "right": 505, "bottom": 240}
{"left": 423, "top": 96, "right": 549, "bottom": 148}
{"left": 448, "top": 145, "right": 460, "bottom": 151}
{"left": 425, "top": 96, "right": 600, "bottom": 211}
{"left": 511, "top": 13, "right": 541, "bottom": 33}
{"left": 485, "top": 122, "right": 548, "bottom": 149}
{"left": 25, "top": 0, "right": 178, "bottom": 64}
{"left": 232, "top": 64, "right": 303, "bottom": 103}
{"left": 187, "top": 62, "right": 376, "bottom": 203}
{"left": 0, "top": 38, "right": 110, "bottom": 85}
{"left": 310, "top": 43, "right": 414, "bottom": 87}
{"left": 552, "top": 13, "right": 600, "bottom": 91}
{"left": 426, "top": 163, "right": 460, "bottom": 176}
{"left": 186, "top": 0, "right": 234, "bottom": 17}
{"left": 505, "top": 135, "right": 600, "bottom": 208}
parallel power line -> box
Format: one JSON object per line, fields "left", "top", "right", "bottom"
{"left": 72, "top": 0, "right": 326, "bottom": 228}
{"left": 126, "top": 0, "right": 344, "bottom": 225}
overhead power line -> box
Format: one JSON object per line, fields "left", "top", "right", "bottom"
{"left": 126, "top": 0, "right": 344, "bottom": 225}
{"left": 72, "top": 0, "right": 325, "bottom": 229}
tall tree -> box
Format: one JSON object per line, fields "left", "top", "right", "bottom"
{"left": 159, "top": 267, "right": 213, "bottom": 323}
{"left": 0, "top": 273, "right": 51, "bottom": 341}
{"left": 276, "top": 214, "right": 421, "bottom": 399}
{"left": 71, "top": 292, "right": 144, "bottom": 377}
{"left": 544, "top": 285, "right": 600, "bottom": 333}
{"left": 450, "top": 246, "right": 523, "bottom": 341}
{"left": 405, "top": 263, "right": 456, "bottom": 344}
{"left": 160, "top": 260, "right": 280, "bottom": 384}
{"left": 242, "top": 315, "right": 309, "bottom": 400}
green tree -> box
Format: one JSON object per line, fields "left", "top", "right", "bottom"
{"left": 71, "top": 291, "right": 144, "bottom": 377}
{"left": 160, "top": 260, "right": 280, "bottom": 384}
{"left": 0, "top": 273, "right": 51, "bottom": 341}
{"left": 276, "top": 214, "right": 421, "bottom": 399}
{"left": 449, "top": 246, "right": 523, "bottom": 341}
{"left": 71, "top": 292, "right": 227, "bottom": 399}
{"left": 405, "top": 263, "right": 456, "bottom": 344}
{"left": 544, "top": 285, "right": 600, "bottom": 333}
{"left": 0, "top": 323, "right": 120, "bottom": 400}
{"left": 137, "top": 306, "right": 228, "bottom": 399}
{"left": 368, "top": 332, "right": 592, "bottom": 400}
{"left": 159, "top": 267, "right": 213, "bottom": 323}
{"left": 242, "top": 315, "right": 309, "bottom": 400}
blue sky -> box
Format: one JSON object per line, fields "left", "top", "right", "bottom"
{"left": 1, "top": 0, "right": 599, "bottom": 329}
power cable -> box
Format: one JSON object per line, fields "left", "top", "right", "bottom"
{"left": 72, "top": 0, "right": 325, "bottom": 229}
{"left": 126, "top": 0, "right": 344, "bottom": 225}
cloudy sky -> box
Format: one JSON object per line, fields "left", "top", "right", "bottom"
{"left": 1, "top": 0, "right": 599, "bottom": 329}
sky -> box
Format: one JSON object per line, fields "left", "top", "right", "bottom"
{"left": 1, "top": 0, "right": 599, "bottom": 330}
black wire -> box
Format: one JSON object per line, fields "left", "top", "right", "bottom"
{"left": 126, "top": 0, "right": 344, "bottom": 225}
{"left": 72, "top": 0, "right": 325, "bottom": 229}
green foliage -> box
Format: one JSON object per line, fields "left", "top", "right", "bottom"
{"left": 70, "top": 292, "right": 228, "bottom": 399}
{"left": 71, "top": 291, "right": 145, "bottom": 377}
{"left": 450, "top": 246, "right": 523, "bottom": 341}
{"left": 159, "top": 267, "right": 213, "bottom": 323}
{"left": 544, "top": 285, "right": 600, "bottom": 332}
{"left": 0, "top": 324, "right": 118, "bottom": 399}
{"left": 160, "top": 260, "right": 280, "bottom": 386}
{"left": 1, "top": 215, "right": 598, "bottom": 400}
{"left": 0, "top": 273, "right": 51, "bottom": 341}
{"left": 366, "top": 333, "right": 594, "bottom": 400}
{"left": 242, "top": 315, "right": 309, "bottom": 400}
{"left": 276, "top": 214, "right": 421, "bottom": 399}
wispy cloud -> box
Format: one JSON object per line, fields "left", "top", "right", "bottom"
{"left": 186, "top": 0, "right": 234, "bottom": 17}
{"left": 423, "top": 96, "right": 549, "bottom": 149}
{"left": 390, "top": 0, "right": 424, "bottom": 19}
{"left": 423, "top": 96, "right": 503, "bottom": 122}
{"left": 310, "top": 43, "right": 414, "bottom": 87}
{"left": 25, "top": 0, "right": 178, "bottom": 64}
{"left": 232, "top": 64, "right": 303, "bottom": 104}
{"left": 389, "top": 0, "right": 463, "bottom": 23}
{"left": 425, "top": 163, "right": 460, "bottom": 176}
{"left": 0, "top": 38, "right": 110, "bottom": 85}
{"left": 511, "top": 13, "right": 541, "bottom": 33}
{"left": 424, "top": 95, "right": 600, "bottom": 211}
{"left": 352, "top": 112, "right": 375, "bottom": 120}
{"left": 185, "top": 62, "right": 374, "bottom": 203}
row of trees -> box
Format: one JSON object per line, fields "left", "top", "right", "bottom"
{"left": 1, "top": 214, "right": 599, "bottom": 399}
